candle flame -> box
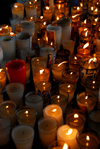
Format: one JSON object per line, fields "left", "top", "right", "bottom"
{"left": 86, "top": 135, "right": 90, "bottom": 141}
{"left": 95, "top": 18, "right": 98, "bottom": 22}
{"left": 5, "top": 25, "right": 8, "bottom": 28}
{"left": 40, "top": 69, "right": 44, "bottom": 74}
{"left": 68, "top": 85, "right": 70, "bottom": 88}
{"left": 25, "top": 110, "right": 28, "bottom": 117}
{"left": 58, "top": 61, "right": 68, "bottom": 67}
{"left": 77, "top": 6, "right": 80, "bottom": 10}
{"left": 58, "top": 4, "right": 61, "bottom": 9}
{"left": 50, "top": 42, "right": 53, "bottom": 46}
{"left": 57, "top": 95, "right": 60, "bottom": 99}
{"left": 40, "top": 16, "right": 43, "bottom": 19}
{"left": 43, "top": 22, "right": 46, "bottom": 26}
{"left": 46, "top": 6, "right": 49, "bottom": 10}
{"left": 0, "top": 28, "right": 2, "bottom": 31}
{"left": 6, "top": 105, "right": 9, "bottom": 109}
{"left": 94, "top": 8, "right": 98, "bottom": 12}
{"left": 30, "top": 17, "right": 33, "bottom": 20}
{"left": 85, "top": 31, "right": 88, "bottom": 37}
{"left": 85, "top": 96, "right": 88, "bottom": 99}
{"left": 70, "top": 72, "right": 73, "bottom": 75}
{"left": 74, "top": 56, "right": 77, "bottom": 60}
{"left": 37, "top": 59, "right": 39, "bottom": 62}
{"left": 14, "top": 5, "right": 18, "bottom": 8}
{"left": 10, "top": 32, "right": 14, "bottom": 36}
{"left": 0, "top": 69, "right": 3, "bottom": 72}
{"left": 93, "top": 81, "right": 95, "bottom": 84}
{"left": 52, "top": 109, "right": 57, "bottom": 112}
{"left": 57, "top": 17, "right": 60, "bottom": 20}
{"left": 97, "top": 2, "right": 99, "bottom": 5}
{"left": 91, "top": 6, "right": 93, "bottom": 11}
{"left": 74, "top": 113, "right": 79, "bottom": 118}
{"left": 63, "top": 143, "right": 68, "bottom": 149}
{"left": 80, "top": 3, "right": 83, "bottom": 7}
{"left": 29, "top": 1, "right": 32, "bottom": 4}
{"left": 66, "top": 129, "right": 73, "bottom": 135}
{"left": 46, "top": 36, "right": 48, "bottom": 42}
{"left": 83, "top": 42, "right": 89, "bottom": 49}
{"left": 88, "top": 57, "right": 97, "bottom": 63}
{"left": 72, "top": 14, "right": 79, "bottom": 18}
{"left": 84, "top": 19, "right": 87, "bottom": 24}
{"left": 84, "top": 28, "right": 87, "bottom": 31}
{"left": 43, "top": 82, "right": 45, "bottom": 85}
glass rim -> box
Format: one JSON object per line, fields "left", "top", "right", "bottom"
{"left": 6, "top": 83, "right": 24, "bottom": 94}
{"left": 0, "top": 101, "right": 17, "bottom": 113}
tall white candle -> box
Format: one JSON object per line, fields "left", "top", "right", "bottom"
{"left": 43, "top": 104, "right": 63, "bottom": 127}
{"left": 11, "top": 125, "right": 34, "bottom": 149}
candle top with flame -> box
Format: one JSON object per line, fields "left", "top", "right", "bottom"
{"left": 0, "top": 25, "right": 10, "bottom": 36}
{"left": 86, "top": 79, "right": 99, "bottom": 90}
{"left": 45, "top": 104, "right": 62, "bottom": 116}
{"left": 59, "top": 83, "right": 75, "bottom": 93}
{"left": 25, "top": 1, "right": 36, "bottom": 8}
{"left": 13, "top": 3, "right": 24, "bottom": 9}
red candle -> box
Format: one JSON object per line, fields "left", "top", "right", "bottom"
{"left": 6, "top": 59, "right": 26, "bottom": 89}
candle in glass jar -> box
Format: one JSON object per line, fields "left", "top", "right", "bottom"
{"left": 43, "top": 104, "right": 63, "bottom": 127}
{"left": 11, "top": 3, "right": 24, "bottom": 20}
{"left": 77, "top": 91, "right": 97, "bottom": 113}
{"left": 16, "top": 106, "right": 37, "bottom": 128}
{"left": 57, "top": 125, "right": 78, "bottom": 149}
{"left": 11, "top": 124, "right": 34, "bottom": 149}
{"left": 0, "top": 101, "right": 16, "bottom": 126}
{"left": 0, "top": 25, "right": 10, "bottom": 37}
{"left": 0, "top": 68, "right": 6, "bottom": 91}
{"left": 25, "top": 1, "right": 36, "bottom": 18}
{"left": 43, "top": 6, "right": 52, "bottom": 22}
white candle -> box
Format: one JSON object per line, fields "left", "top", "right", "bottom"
{"left": 57, "top": 125, "right": 78, "bottom": 149}
{"left": 0, "top": 36, "right": 16, "bottom": 61}
{"left": 25, "top": 2, "right": 36, "bottom": 19}
{"left": 0, "top": 68, "right": 6, "bottom": 91}
{"left": 43, "top": 6, "right": 53, "bottom": 22}
{"left": 25, "top": 91, "right": 43, "bottom": 119}
{"left": 46, "top": 24, "right": 62, "bottom": 51}
{"left": 59, "top": 83, "right": 75, "bottom": 104}
{"left": 43, "top": 104, "right": 63, "bottom": 127}
{"left": 11, "top": 124, "right": 34, "bottom": 149}
{"left": 10, "top": 19, "right": 19, "bottom": 32}
{"left": 16, "top": 107, "right": 37, "bottom": 128}
{"left": 26, "top": 63, "right": 30, "bottom": 83}
{"left": 6, "top": 83, "right": 24, "bottom": 108}
{"left": 38, "top": 117, "right": 57, "bottom": 147}
{"left": 0, "top": 115, "right": 11, "bottom": 146}
{"left": 11, "top": 3, "right": 24, "bottom": 20}
{"left": 0, "top": 101, "right": 17, "bottom": 126}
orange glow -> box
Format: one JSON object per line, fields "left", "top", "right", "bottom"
{"left": 83, "top": 42, "right": 89, "bottom": 49}
{"left": 66, "top": 129, "right": 73, "bottom": 135}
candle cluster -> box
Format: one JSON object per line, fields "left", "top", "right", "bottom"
{"left": 0, "top": 0, "right": 100, "bottom": 148}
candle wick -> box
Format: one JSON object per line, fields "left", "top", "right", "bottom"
{"left": 22, "top": 131, "right": 24, "bottom": 134}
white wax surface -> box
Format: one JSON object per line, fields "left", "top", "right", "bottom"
{"left": 21, "top": 48, "right": 35, "bottom": 61}
{"left": 6, "top": 83, "right": 24, "bottom": 93}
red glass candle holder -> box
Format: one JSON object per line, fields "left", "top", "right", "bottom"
{"left": 6, "top": 59, "right": 26, "bottom": 89}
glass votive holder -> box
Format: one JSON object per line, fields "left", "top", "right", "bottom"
{"left": 31, "top": 56, "right": 47, "bottom": 72}
{"left": 25, "top": 91, "right": 43, "bottom": 119}
{"left": 24, "top": 2, "right": 36, "bottom": 19}
{"left": 35, "top": 81, "right": 51, "bottom": 107}
{"left": 0, "top": 68, "right": 6, "bottom": 92}
{"left": 0, "top": 115, "right": 11, "bottom": 147}
{"left": 88, "top": 109, "right": 100, "bottom": 140}
{"left": 48, "top": 140, "right": 70, "bottom": 149}
{"left": 71, "top": 6, "right": 82, "bottom": 16}
{"left": 38, "top": 117, "right": 57, "bottom": 148}
{"left": 76, "top": 129, "right": 99, "bottom": 149}
{"left": 79, "top": 30, "right": 91, "bottom": 44}
{"left": 16, "top": 106, "right": 37, "bottom": 128}
{"left": 59, "top": 83, "right": 75, "bottom": 105}
{"left": 0, "top": 24, "right": 10, "bottom": 37}
{"left": 77, "top": 44, "right": 90, "bottom": 58}
{"left": 33, "top": 67, "right": 50, "bottom": 84}
{"left": 54, "top": 0, "right": 65, "bottom": 14}
{"left": 6, "top": 83, "right": 24, "bottom": 108}
{"left": 66, "top": 109, "right": 86, "bottom": 132}
{"left": 11, "top": 124, "right": 34, "bottom": 149}
{"left": 62, "top": 68, "right": 79, "bottom": 88}
{"left": 50, "top": 89, "right": 69, "bottom": 115}
{"left": 43, "top": 6, "right": 53, "bottom": 23}
{"left": 76, "top": 91, "right": 97, "bottom": 113}
{"left": 0, "top": 101, "right": 17, "bottom": 127}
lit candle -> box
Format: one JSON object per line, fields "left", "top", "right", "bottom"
{"left": 71, "top": 6, "right": 82, "bottom": 16}
{"left": 0, "top": 115, "right": 11, "bottom": 146}
{"left": 16, "top": 106, "right": 37, "bottom": 128}
{"left": 0, "top": 68, "right": 6, "bottom": 91}
{"left": 0, "top": 101, "right": 16, "bottom": 126}
{"left": 6, "top": 83, "right": 24, "bottom": 108}
{"left": 59, "top": 83, "right": 75, "bottom": 104}
{"left": 66, "top": 109, "right": 86, "bottom": 131}
{"left": 11, "top": 3, "right": 24, "bottom": 20}
{"left": 11, "top": 125, "right": 34, "bottom": 149}
{"left": 25, "top": 91, "right": 43, "bottom": 119}
{"left": 38, "top": 117, "right": 57, "bottom": 147}
{"left": 57, "top": 125, "right": 78, "bottom": 149}
{"left": 43, "top": 104, "right": 63, "bottom": 127}
{"left": 50, "top": 142, "right": 69, "bottom": 149}
{"left": 0, "top": 35, "right": 16, "bottom": 61}
{"left": 25, "top": 2, "right": 36, "bottom": 19}
{"left": 43, "top": 6, "right": 52, "bottom": 22}
{"left": 33, "top": 68, "right": 50, "bottom": 84}
{"left": 0, "top": 25, "right": 10, "bottom": 36}
{"left": 77, "top": 91, "right": 97, "bottom": 113}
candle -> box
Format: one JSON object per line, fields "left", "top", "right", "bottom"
{"left": 46, "top": 24, "right": 62, "bottom": 51}
{"left": 25, "top": 2, "right": 36, "bottom": 19}
{"left": 43, "top": 6, "right": 52, "bottom": 22}
{"left": 0, "top": 25, "right": 10, "bottom": 37}
{"left": 35, "top": 81, "right": 51, "bottom": 106}
{"left": 0, "top": 115, "right": 11, "bottom": 146}
{"left": 31, "top": 57, "right": 47, "bottom": 72}
{"left": 16, "top": 32, "right": 32, "bottom": 57}
{"left": 77, "top": 91, "right": 97, "bottom": 113}
{"left": 76, "top": 129, "right": 99, "bottom": 149}
{"left": 71, "top": 6, "right": 82, "bottom": 16}
{"left": 0, "top": 68, "right": 6, "bottom": 91}
{"left": 50, "top": 89, "right": 69, "bottom": 115}
{"left": 0, "top": 101, "right": 16, "bottom": 126}
{"left": 48, "top": 140, "right": 70, "bottom": 149}
{"left": 25, "top": 91, "right": 43, "bottom": 119}
{"left": 79, "top": 56, "right": 99, "bottom": 86}
{"left": 52, "top": 62, "right": 66, "bottom": 82}
{"left": 33, "top": 68, "right": 50, "bottom": 84}
{"left": 57, "top": 125, "right": 78, "bottom": 149}
{"left": 16, "top": 106, "right": 37, "bottom": 128}
{"left": 0, "top": 45, "right": 3, "bottom": 62}
{"left": 11, "top": 3, "right": 24, "bottom": 20}
{"left": 11, "top": 124, "right": 34, "bottom": 149}
{"left": 10, "top": 19, "right": 19, "bottom": 32}
{"left": 6, "top": 83, "right": 24, "bottom": 108}
{"left": 38, "top": 117, "right": 57, "bottom": 147}
{"left": 6, "top": 59, "right": 26, "bottom": 90}
{"left": 26, "top": 62, "right": 30, "bottom": 83}
{"left": 43, "top": 104, "right": 63, "bottom": 127}
{"left": 59, "top": 83, "right": 75, "bottom": 104}
{"left": 20, "top": 47, "right": 35, "bottom": 62}
{"left": 0, "top": 35, "right": 16, "bottom": 61}
{"left": 19, "top": 20, "right": 35, "bottom": 37}
{"left": 66, "top": 109, "right": 86, "bottom": 131}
